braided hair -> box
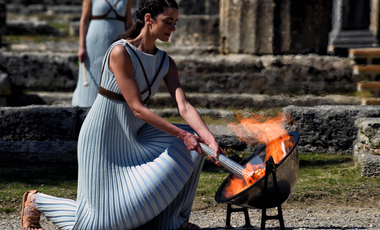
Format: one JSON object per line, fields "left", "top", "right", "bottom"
{"left": 117, "top": 0, "right": 178, "bottom": 40}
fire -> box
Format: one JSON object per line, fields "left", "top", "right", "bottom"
{"left": 223, "top": 112, "right": 293, "bottom": 198}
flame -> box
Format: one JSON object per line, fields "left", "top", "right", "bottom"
{"left": 223, "top": 112, "right": 293, "bottom": 198}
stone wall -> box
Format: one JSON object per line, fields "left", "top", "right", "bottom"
{"left": 5, "top": 21, "right": 66, "bottom": 36}
{"left": 0, "top": 105, "right": 244, "bottom": 163}
{"left": 284, "top": 105, "right": 380, "bottom": 154}
{"left": 168, "top": 54, "right": 359, "bottom": 95}
{"left": 0, "top": 105, "right": 87, "bottom": 162}
{"left": 353, "top": 117, "right": 380, "bottom": 177}
{"left": 2, "top": 105, "right": 380, "bottom": 162}
{"left": 2, "top": 51, "right": 78, "bottom": 92}
{"left": 2, "top": 51, "right": 363, "bottom": 95}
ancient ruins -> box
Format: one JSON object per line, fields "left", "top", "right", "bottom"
{"left": 1, "top": 0, "right": 380, "bottom": 177}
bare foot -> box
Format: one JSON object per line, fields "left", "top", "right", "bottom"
{"left": 21, "top": 190, "right": 44, "bottom": 230}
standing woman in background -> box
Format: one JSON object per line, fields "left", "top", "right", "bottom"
{"left": 72, "top": 0, "right": 132, "bottom": 107}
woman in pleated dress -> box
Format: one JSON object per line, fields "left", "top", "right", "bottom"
{"left": 72, "top": 0, "right": 132, "bottom": 107}
{"left": 21, "top": 0, "right": 224, "bottom": 229}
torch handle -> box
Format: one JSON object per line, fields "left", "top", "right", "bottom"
{"left": 82, "top": 62, "right": 89, "bottom": 87}
{"left": 199, "top": 143, "right": 253, "bottom": 180}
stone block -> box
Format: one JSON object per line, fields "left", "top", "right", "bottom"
{"left": 0, "top": 105, "right": 89, "bottom": 162}
{"left": 6, "top": 4, "right": 46, "bottom": 14}
{"left": 355, "top": 150, "right": 380, "bottom": 177}
{"left": 5, "top": 21, "right": 66, "bottom": 36}
{"left": 46, "top": 5, "right": 82, "bottom": 15}
{"left": 0, "top": 105, "right": 87, "bottom": 141}
{"left": 2, "top": 51, "right": 78, "bottom": 92}
{"left": 354, "top": 117, "right": 380, "bottom": 152}
{"left": 283, "top": 105, "right": 380, "bottom": 154}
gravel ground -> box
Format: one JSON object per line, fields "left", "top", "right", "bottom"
{"left": 2, "top": 204, "right": 379, "bottom": 230}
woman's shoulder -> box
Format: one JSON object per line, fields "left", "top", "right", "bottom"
{"left": 109, "top": 42, "right": 130, "bottom": 62}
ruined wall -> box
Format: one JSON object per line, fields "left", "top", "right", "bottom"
{"left": 2, "top": 51, "right": 364, "bottom": 96}
{"left": 284, "top": 105, "right": 380, "bottom": 154}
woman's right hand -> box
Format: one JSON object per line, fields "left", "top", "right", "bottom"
{"left": 181, "top": 132, "right": 206, "bottom": 157}
{"left": 78, "top": 47, "right": 86, "bottom": 63}
{"left": 180, "top": 132, "right": 222, "bottom": 166}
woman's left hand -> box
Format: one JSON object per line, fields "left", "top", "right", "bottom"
{"left": 206, "top": 141, "right": 225, "bottom": 167}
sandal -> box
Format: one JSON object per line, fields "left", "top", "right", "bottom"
{"left": 21, "top": 190, "right": 43, "bottom": 230}
{"left": 178, "top": 221, "right": 200, "bottom": 230}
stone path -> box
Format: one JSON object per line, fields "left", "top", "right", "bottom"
{"left": 2, "top": 205, "right": 379, "bottom": 229}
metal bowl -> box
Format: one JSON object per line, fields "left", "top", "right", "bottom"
{"left": 215, "top": 131, "right": 300, "bottom": 209}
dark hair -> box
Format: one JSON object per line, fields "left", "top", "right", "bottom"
{"left": 117, "top": 0, "right": 178, "bottom": 40}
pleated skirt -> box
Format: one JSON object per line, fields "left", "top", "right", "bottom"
{"left": 36, "top": 95, "right": 205, "bottom": 230}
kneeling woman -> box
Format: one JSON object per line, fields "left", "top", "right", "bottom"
{"left": 21, "top": 0, "right": 224, "bottom": 229}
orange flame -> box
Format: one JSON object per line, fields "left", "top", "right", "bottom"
{"left": 223, "top": 112, "right": 293, "bottom": 198}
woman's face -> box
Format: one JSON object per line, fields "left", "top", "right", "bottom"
{"left": 151, "top": 7, "right": 178, "bottom": 42}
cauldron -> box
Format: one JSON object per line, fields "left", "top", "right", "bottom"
{"left": 215, "top": 131, "right": 300, "bottom": 209}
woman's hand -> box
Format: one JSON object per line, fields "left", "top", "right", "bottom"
{"left": 181, "top": 132, "right": 206, "bottom": 157}
{"left": 181, "top": 132, "right": 225, "bottom": 167}
{"left": 206, "top": 141, "right": 225, "bottom": 167}
{"left": 78, "top": 47, "right": 86, "bottom": 63}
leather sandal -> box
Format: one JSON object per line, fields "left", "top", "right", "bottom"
{"left": 178, "top": 221, "right": 200, "bottom": 230}
{"left": 21, "top": 190, "right": 43, "bottom": 230}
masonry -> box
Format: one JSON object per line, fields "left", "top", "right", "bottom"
{"left": 2, "top": 105, "right": 380, "bottom": 164}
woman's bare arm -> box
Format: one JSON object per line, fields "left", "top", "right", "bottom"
{"left": 164, "top": 57, "right": 225, "bottom": 161}
{"left": 111, "top": 45, "right": 210, "bottom": 157}
{"left": 78, "top": 0, "right": 92, "bottom": 62}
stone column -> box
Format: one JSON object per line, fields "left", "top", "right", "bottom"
{"left": 370, "top": 0, "right": 380, "bottom": 41}
{"left": 273, "top": 0, "right": 291, "bottom": 53}
{"left": 328, "top": 0, "right": 378, "bottom": 54}
{"left": 220, "top": 0, "right": 275, "bottom": 54}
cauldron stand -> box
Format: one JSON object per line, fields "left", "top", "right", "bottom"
{"left": 223, "top": 156, "right": 285, "bottom": 230}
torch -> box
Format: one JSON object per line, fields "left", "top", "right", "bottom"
{"left": 199, "top": 143, "right": 254, "bottom": 180}
{"left": 82, "top": 62, "right": 89, "bottom": 87}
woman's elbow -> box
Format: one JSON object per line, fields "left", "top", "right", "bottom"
{"left": 178, "top": 103, "right": 193, "bottom": 117}
{"left": 130, "top": 104, "right": 146, "bottom": 120}
{"left": 131, "top": 108, "right": 143, "bottom": 119}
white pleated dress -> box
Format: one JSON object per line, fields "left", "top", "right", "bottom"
{"left": 72, "top": 0, "right": 128, "bottom": 107}
{"left": 35, "top": 40, "right": 205, "bottom": 230}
